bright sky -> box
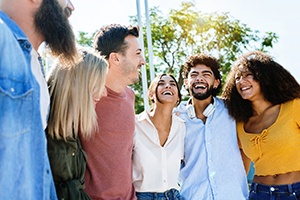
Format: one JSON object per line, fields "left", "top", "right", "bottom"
{"left": 70, "top": 0, "right": 300, "bottom": 82}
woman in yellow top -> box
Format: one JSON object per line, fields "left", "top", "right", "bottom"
{"left": 222, "top": 51, "right": 300, "bottom": 200}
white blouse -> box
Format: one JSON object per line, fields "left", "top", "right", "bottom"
{"left": 133, "top": 111, "right": 186, "bottom": 192}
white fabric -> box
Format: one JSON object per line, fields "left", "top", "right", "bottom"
{"left": 31, "top": 49, "right": 50, "bottom": 129}
{"left": 133, "top": 111, "right": 186, "bottom": 192}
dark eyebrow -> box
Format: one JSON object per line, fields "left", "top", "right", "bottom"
{"left": 158, "top": 78, "right": 175, "bottom": 83}
{"left": 202, "top": 70, "right": 213, "bottom": 74}
{"left": 190, "top": 70, "right": 199, "bottom": 74}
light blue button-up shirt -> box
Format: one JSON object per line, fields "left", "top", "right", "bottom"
{"left": 175, "top": 97, "right": 248, "bottom": 200}
{"left": 0, "top": 11, "right": 57, "bottom": 199}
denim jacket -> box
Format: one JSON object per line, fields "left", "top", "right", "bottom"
{"left": 0, "top": 11, "right": 57, "bottom": 199}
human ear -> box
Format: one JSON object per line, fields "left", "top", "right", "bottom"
{"left": 213, "top": 79, "right": 220, "bottom": 89}
{"left": 109, "top": 52, "right": 119, "bottom": 64}
{"left": 184, "top": 79, "right": 189, "bottom": 90}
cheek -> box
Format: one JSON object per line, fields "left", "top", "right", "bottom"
{"left": 235, "top": 83, "right": 242, "bottom": 94}
{"left": 58, "top": 0, "right": 67, "bottom": 9}
{"left": 187, "top": 80, "right": 194, "bottom": 88}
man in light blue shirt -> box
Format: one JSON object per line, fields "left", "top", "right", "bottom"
{"left": 0, "top": 0, "right": 76, "bottom": 199}
{"left": 176, "top": 53, "right": 249, "bottom": 200}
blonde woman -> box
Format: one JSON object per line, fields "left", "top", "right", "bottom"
{"left": 46, "top": 48, "right": 108, "bottom": 200}
{"left": 133, "top": 74, "right": 185, "bottom": 199}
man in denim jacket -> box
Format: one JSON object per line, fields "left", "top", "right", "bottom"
{"left": 0, "top": 0, "right": 76, "bottom": 199}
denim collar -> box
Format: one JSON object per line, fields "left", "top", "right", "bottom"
{"left": 0, "top": 11, "right": 28, "bottom": 41}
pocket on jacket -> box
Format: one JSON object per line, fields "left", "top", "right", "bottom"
{"left": 0, "top": 77, "right": 33, "bottom": 137}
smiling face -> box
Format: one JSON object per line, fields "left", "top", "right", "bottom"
{"left": 235, "top": 65, "right": 263, "bottom": 102}
{"left": 118, "top": 35, "right": 145, "bottom": 85}
{"left": 149, "top": 74, "right": 181, "bottom": 107}
{"left": 185, "top": 64, "right": 220, "bottom": 100}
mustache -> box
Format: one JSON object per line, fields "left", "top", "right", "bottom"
{"left": 64, "top": 7, "right": 73, "bottom": 18}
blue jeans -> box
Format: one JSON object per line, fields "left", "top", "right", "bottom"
{"left": 249, "top": 182, "right": 300, "bottom": 200}
{"left": 136, "top": 189, "right": 181, "bottom": 200}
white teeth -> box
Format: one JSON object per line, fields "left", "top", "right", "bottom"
{"left": 163, "top": 91, "right": 173, "bottom": 95}
{"left": 241, "top": 86, "right": 250, "bottom": 91}
{"left": 194, "top": 85, "right": 206, "bottom": 89}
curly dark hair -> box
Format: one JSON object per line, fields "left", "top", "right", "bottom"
{"left": 93, "top": 24, "right": 139, "bottom": 59}
{"left": 222, "top": 51, "right": 300, "bottom": 122}
{"left": 182, "top": 53, "right": 222, "bottom": 96}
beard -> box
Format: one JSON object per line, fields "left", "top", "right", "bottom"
{"left": 34, "top": 0, "right": 76, "bottom": 61}
{"left": 191, "top": 85, "right": 214, "bottom": 100}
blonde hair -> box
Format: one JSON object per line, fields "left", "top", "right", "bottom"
{"left": 47, "top": 47, "right": 108, "bottom": 141}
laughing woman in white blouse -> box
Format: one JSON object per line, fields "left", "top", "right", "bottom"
{"left": 133, "top": 73, "right": 186, "bottom": 200}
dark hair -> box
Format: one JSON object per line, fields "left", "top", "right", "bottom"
{"left": 148, "top": 74, "right": 182, "bottom": 111}
{"left": 34, "top": 0, "right": 77, "bottom": 62}
{"left": 182, "top": 53, "right": 222, "bottom": 96}
{"left": 222, "top": 51, "right": 300, "bottom": 122}
{"left": 93, "top": 24, "right": 139, "bottom": 59}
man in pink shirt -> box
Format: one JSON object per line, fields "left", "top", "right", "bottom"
{"left": 80, "top": 24, "right": 145, "bottom": 200}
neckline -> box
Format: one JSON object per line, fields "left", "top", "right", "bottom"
{"left": 243, "top": 103, "right": 282, "bottom": 135}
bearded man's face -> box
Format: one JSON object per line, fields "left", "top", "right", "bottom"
{"left": 34, "top": 0, "right": 76, "bottom": 60}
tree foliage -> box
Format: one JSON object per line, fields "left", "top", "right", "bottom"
{"left": 76, "top": 1, "right": 279, "bottom": 113}
{"left": 76, "top": 31, "right": 95, "bottom": 47}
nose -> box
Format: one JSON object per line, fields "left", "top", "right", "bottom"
{"left": 140, "top": 56, "right": 146, "bottom": 66}
{"left": 67, "top": 0, "right": 75, "bottom": 11}
{"left": 165, "top": 83, "right": 172, "bottom": 88}
{"left": 195, "top": 74, "right": 204, "bottom": 82}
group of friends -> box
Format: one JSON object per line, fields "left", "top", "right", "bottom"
{"left": 1, "top": 0, "right": 300, "bottom": 200}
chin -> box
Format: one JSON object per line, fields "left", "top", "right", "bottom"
{"left": 130, "top": 77, "right": 140, "bottom": 84}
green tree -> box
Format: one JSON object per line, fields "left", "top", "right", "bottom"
{"left": 129, "top": 2, "right": 278, "bottom": 112}
{"left": 76, "top": 31, "right": 95, "bottom": 47}
{"left": 76, "top": 1, "right": 278, "bottom": 113}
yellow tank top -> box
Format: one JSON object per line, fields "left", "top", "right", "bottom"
{"left": 237, "top": 98, "right": 300, "bottom": 176}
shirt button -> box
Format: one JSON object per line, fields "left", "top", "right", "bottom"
{"left": 72, "top": 152, "right": 75, "bottom": 156}
{"left": 10, "top": 87, "right": 15, "bottom": 92}
{"left": 270, "top": 187, "right": 275, "bottom": 192}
